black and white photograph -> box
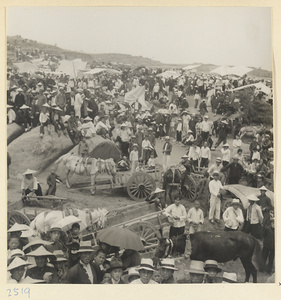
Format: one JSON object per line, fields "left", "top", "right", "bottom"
{"left": 6, "top": 5, "right": 275, "bottom": 288}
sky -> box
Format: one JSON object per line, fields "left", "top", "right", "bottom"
{"left": 6, "top": 7, "right": 272, "bottom": 70}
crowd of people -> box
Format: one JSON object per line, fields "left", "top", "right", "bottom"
{"left": 7, "top": 57, "right": 274, "bottom": 284}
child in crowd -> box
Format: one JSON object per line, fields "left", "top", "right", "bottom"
{"left": 147, "top": 153, "right": 156, "bottom": 170}
{"left": 129, "top": 144, "right": 139, "bottom": 173}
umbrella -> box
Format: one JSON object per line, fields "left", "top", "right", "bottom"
{"left": 97, "top": 227, "right": 144, "bottom": 251}
{"left": 56, "top": 216, "right": 82, "bottom": 232}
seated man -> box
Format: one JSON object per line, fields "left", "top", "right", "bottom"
{"left": 159, "top": 258, "right": 178, "bottom": 284}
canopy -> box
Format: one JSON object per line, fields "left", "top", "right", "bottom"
{"left": 84, "top": 68, "right": 121, "bottom": 75}
{"left": 210, "top": 65, "right": 233, "bottom": 76}
{"left": 56, "top": 59, "right": 87, "bottom": 78}
{"left": 254, "top": 82, "right": 271, "bottom": 95}
{"left": 124, "top": 85, "right": 150, "bottom": 109}
{"left": 156, "top": 70, "right": 181, "bottom": 79}
{"left": 183, "top": 64, "right": 201, "bottom": 70}
{"left": 13, "top": 62, "right": 38, "bottom": 73}
{"left": 228, "top": 66, "right": 253, "bottom": 77}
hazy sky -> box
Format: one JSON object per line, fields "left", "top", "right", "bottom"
{"left": 6, "top": 7, "right": 272, "bottom": 70}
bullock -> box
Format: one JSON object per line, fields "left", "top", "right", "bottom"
{"left": 30, "top": 207, "right": 109, "bottom": 236}
{"left": 55, "top": 153, "right": 116, "bottom": 194}
{"left": 154, "top": 231, "right": 264, "bottom": 283}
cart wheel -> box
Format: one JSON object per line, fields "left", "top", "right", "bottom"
{"left": 127, "top": 172, "right": 156, "bottom": 201}
{"left": 8, "top": 210, "right": 30, "bottom": 229}
{"left": 127, "top": 221, "right": 161, "bottom": 253}
{"left": 183, "top": 175, "right": 197, "bottom": 201}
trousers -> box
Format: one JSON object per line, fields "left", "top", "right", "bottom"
{"left": 209, "top": 195, "right": 221, "bottom": 220}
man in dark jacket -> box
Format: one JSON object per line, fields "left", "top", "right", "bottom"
{"left": 162, "top": 136, "right": 173, "bottom": 171}
{"left": 106, "top": 258, "right": 125, "bottom": 284}
{"left": 64, "top": 241, "right": 98, "bottom": 284}
{"left": 221, "top": 155, "right": 244, "bottom": 184}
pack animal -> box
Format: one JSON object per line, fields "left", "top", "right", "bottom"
{"left": 154, "top": 231, "right": 264, "bottom": 283}
{"left": 55, "top": 153, "right": 116, "bottom": 193}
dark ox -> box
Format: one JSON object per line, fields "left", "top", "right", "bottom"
{"left": 154, "top": 231, "right": 264, "bottom": 283}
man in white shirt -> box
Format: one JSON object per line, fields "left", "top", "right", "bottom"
{"left": 201, "top": 115, "right": 213, "bottom": 142}
{"left": 200, "top": 141, "right": 211, "bottom": 168}
{"left": 244, "top": 194, "right": 264, "bottom": 239}
{"left": 187, "top": 200, "right": 204, "bottom": 234}
{"left": 221, "top": 143, "right": 231, "bottom": 167}
{"left": 208, "top": 171, "right": 223, "bottom": 224}
{"left": 188, "top": 143, "right": 200, "bottom": 170}
{"left": 164, "top": 197, "right": 187, "bottom": 238}
{"left": 130, "top": 258, "right": 157, "bottom": 284}
{"left": 223, "top": 199, "right": 244, "bottom": 231}
{"left": 74, "top": 89, "right": 83, "bottom": 118}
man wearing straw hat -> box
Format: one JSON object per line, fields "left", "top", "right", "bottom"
{"left": 64, "top": 241, "right": 98, "bottom": 284}
{"left": 51, "top": 250, "right": 68, "bottom": 283}
{"left": 243, "top": 194, "right": 264, "bottom": 239}
{"left": 204, "top": 260, "right": 222, "bottom": 283}
{"left": 208, "top": 171, "right": 223, "bottom": 224}
{"left": 159, "top": 258, "right": 178, "bottom": 284}
{"left": 186, "top": 260, "right": 207, "bottom": 283}
{"left": 222, "top": 199, "right": 244, "bottom": 231}
{"left": 7, "top": 257, "right": 31, "bottom": 284}
{"left": 26, "top": 245, "right": 58, "bottom": 283}
{"left": 45, "top": 224, "right": 64, "bottom": 253}
{"left": 130, "top": 258, "right": 158, "bottom": 284}
{"left": 257, "top": 185, "right": 273, "bottom": 226}
{"left": 221, "top": 272, "right": 238, "bottom": 283}
{"left": 21, "top": 169, "right": 43, "bottom": 201}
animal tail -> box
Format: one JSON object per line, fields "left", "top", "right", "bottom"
{"left": 253, "top": 237, "right": 266, "bottom": 271}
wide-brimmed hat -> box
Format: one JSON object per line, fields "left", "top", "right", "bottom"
{"left": 26, "top": 245, "right": 56, "bottom": 259}
{"left": 222, "top": 143, "right": 229, "bottom": 147}
{"left": 230, "top": 199, "right": 241, "bottom": 206}
{"left": 216, "top": 157, "right": 222, "bottom": 162}
{"left": 203, "top": 115, "right": 209, "bottom": 119}
{"left": 108, "top": 258, "right": 125, "bottom": 271}
{"left": 42, "top": 103, "right": 50, "bottom": 108}
{"left": 259, "top": 185, "right": 268, "bottom": 191}
{"left": 9, "top": 249, "right": 25, "bottom": 259}
{"left": 20, "top": 104, "right": 30, "bottom": 110}
{"left": 53, "top": 106, "right": 63, "bottom": 111}
{"left": 49, "top": 224, "right": 62, "bottom": 233}
{"left": 7, "top": 104, "right": 14, "bottom": 109}
{"left": 188, "top": 260, "right": 207, "bottom": 275}
{"left": 10, "top": 85, "right": 18, "bottom": 89}
{"left": 77, "top": 88, "right": 83, "bottom": 93}
{"left": 8, "top": 223, "right": 30, "bottom": 233}
{"left": 247, "top": 194, "right": 259, "bottom": 201}
{"left": 23, "top": 238, "right": 53, "bottom": 253}
{"left": 204, "top": 260, "right": 222, "bottom": 273}
{"left": 121, "top": 123, "right": 127, "bottom": 127}
{"left": 84, "top": 116, "right": 92, "bottom": 121}
{"left": 159, "top": 258, "right": 178, "bottom": 271}
{"left": 212, "top": 171, "right": 220, "bottom": 176}
{"left": 132, "top": 143, "right": 138, "bottom": 148}
{"left": 136, "top": 258, "right": 155, "bottom": 272}
{"left": 77, "top": 241, "right": 94, "bottom": 253}
{"left": 22, "top": 169, "right": 37, "bottom": 175}
{"left": 153, "top": 187, "right": 165, "bottom": 194}
{"left": 7, "top": 257, "right": 31, "bottom": 271}
{"left": 165, "top": 136, "right": 170, "bottom": 140}
{"left": 222, "top": 272, "right": 237, "bottom": 283}
{"left": 221, "top": 120, "right": 228, "bottom": 125}
{"left": 53, "top": 250, "right": 67, "bottom": 262}
{"left": 232, "top": 154, "right": 239, "bottom": 160}
{"left": 181, "top": 154, "right": 188, "bottom": 159}
{"left": 17, "top": 88, "right": 23, "bottom": 92}
{"left": 37, "top": 82, "right": 43, "bottom": 86}
{"left": 123, "top": 267, "right": 140, "bottom": 282}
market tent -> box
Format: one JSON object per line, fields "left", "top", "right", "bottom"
{"left": 228, "top": 66, "right": 253, "bottom": 77}
{"left": 210, "top": 65, "right": 233, "bottom": 76}
{"left": 157, "top": 70, "right": 181, "bottom": 79}
{"left": 254, "top": 82, "right": 271, "bottom": 95}
{"left": 13, "top": 62, "right": 38, "bottom": 73}
{"left": 183, "top": 64, "right": 201, "bottom": 70}
{"left": 56, "top": 59, "right": 87, "bottom": 78}
{"left": 124, "top": 85, "right": 150, "bottom": 109}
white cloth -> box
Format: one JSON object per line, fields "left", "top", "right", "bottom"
{"left": 188, "top": 146, "right": 200, "bottom": 160}
{"left": 208, "top": 163, "right": 223, "bottom": 176}
{"left": 221, "top": 148, "right": 231, "bottom": 162}
{"left": 74, "top": 93, "right": 83, "bottom": 118}
{"left": 164, "top": 204, "right": 187, "bottom": 228}
{"left": 39, "top": 112, "right": 49, "bottom": 123}
{"left": 208, "top": 179, "right": 223, "bottom": 220}
{"left": 201, "top": 120, "right": 212, "bottom": 133}
{"left": 142, "top": 139, "right": 153, "bottom": 150}
{"left": 233, "top": 139, "right": 242, "bottom": 148}
{"left": 223, "top": 207, "right": 244, "bottom": 230}
{"left": 21, "top": 176, "right": 38, "bottom": 191}
{"left": 7, "top": 109, "right": 16, "bottom": 123}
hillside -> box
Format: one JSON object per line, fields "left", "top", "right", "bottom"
{"left": 7, "top": 35, "right": 272, "bottom": 77}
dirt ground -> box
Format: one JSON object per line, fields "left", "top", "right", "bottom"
{"left": 7, "top": 96, "right": 273, "bottom": 283}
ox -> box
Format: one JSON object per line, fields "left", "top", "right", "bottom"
{"left": 154, "top": 231, "right": 264, "bottom": 283}
{"left": 30, "top": 207, "right": 109, "bottom": 236}
{"left": 55, "top": 153, "right": 116, "bottom": 194}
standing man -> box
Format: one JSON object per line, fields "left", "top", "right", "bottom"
{"left": 164, "top": 196, "right": 187, "bottom": 238}
{"left": 187, "top": 200, "right": 204, "bottom": 234}
{"left": 222, "top": 199, "right": 244, "bottom": 231}
{"left": 74, "top": 88, "right": 83, "bottom": 118}
{"left": 162, "top": 136, "right": 172, "bottom": 171}
{"left": 222, "top": 155, "right": 244, "bottom": 184}
{"left": 201, "top": 115, "right": 212, "bottom": 142}
{"left": 64, "top": 241, "right": 98, "bottom": 284}
{"left": 244, "top": 194, "right": 264, "bottom": 239}
{"left": 257, "top": 186, "right": 273, "bottom": 226}
{"left": 208, "top": 171, "right": 223, "bottom": 224}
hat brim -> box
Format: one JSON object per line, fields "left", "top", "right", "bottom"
{"left": 188, "top": 269, "right": 207, "bottom": 275}
{"left": 136, "top": 266, "right": 155, "bottom": 272}
{"left": 159, "top": 266, "right": 178, "bottom": 271}
{"left": 123, "top": 273, "right": 140, "bottom": 282}
{"left": 77, "top": 249, "right": 94, "bottom": 253}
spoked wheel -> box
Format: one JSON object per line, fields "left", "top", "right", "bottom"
{"left": 126, "top": 172, "right": 156, "bottom": 201}
{"left": 127, "top": 221, "right": 161, "bottom": 253}
{"left": 182, "top": 175, "right": 197, "bottom": 201}
{"left": 8, "top": 210, "right": 30, "bottom": 229}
